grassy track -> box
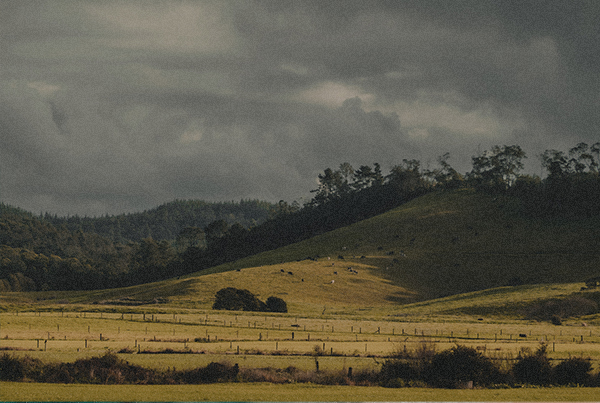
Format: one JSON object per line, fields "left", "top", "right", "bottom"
{"left": 2, "top": 381, "right": 600, "bottom": 402}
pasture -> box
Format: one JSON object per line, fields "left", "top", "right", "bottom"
{"left": 2, "top": 305, "right": 600, "bottom": 370}
{"left": 2, "top": 381, "right": 600, "bottom": 402}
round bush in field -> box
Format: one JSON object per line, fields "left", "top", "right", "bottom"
{"left": 213, "top": 287, "right": 267, "bottom": 311}
{"left": 212, "top": 288, "right": 287, "bottom": 312}
{"left": 553, "top": 357, "right": 592, "bottom": 385}
{"left": 513, "top": 345, "right": 552, "bottom": 385}
{"left": 266, "top": 296, "right": 287, "bottom": 313}
{"left": 423, "top": 345, "right": 502, "bottom": 388}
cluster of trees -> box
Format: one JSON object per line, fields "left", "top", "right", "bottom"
{"left": 1, "top": 142, "right": 598, "bottom": 292}
{"left": 514, "top": 142, "right": 600, "bottom": 217}
{"left": 212, "top": 287, "right": 288, "bottom": 313}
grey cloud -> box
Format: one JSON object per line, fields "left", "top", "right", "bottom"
{"left": 1, "top": 1, "right": 598, "bottom": 216}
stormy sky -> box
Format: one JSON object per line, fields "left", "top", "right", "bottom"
{"left": 1, "top": 1, "right": 598, "bottom": 216}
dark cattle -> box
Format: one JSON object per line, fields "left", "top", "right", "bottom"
{"left": 338, "top": 255, "right": 344, "bottom": 259}
{"left": 288, "top": 271, "right": 293, "bottom": 275}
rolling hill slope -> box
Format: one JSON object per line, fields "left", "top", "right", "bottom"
{"left": 195, "top": 188, "right": 600, "bottom": 299}
{"left": 4, "top": 189, "right": 600, "bottom": 315}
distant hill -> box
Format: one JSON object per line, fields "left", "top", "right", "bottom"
{"left": 43, "top": 199, "right": 276, "bottom": 242}
{"left": 0, "top": 199, "right": 276, "bottom": 291}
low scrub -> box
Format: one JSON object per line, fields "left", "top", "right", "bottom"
{"left": 1, "top": 346, "right": 598, "bottom": 388}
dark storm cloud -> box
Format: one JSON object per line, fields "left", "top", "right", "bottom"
{"left": 0, "top": 1, "right": 598, "bottom": 216}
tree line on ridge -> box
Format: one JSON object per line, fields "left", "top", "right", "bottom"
{"left": 1, "top": 142, "right": 598, "bottom": 292}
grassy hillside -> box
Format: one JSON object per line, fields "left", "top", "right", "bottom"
{"left": 3, "top": 189, "right": 600, "bottom": 317}
{"left": 199, "top": 188, "right": 600, "bottom": 297}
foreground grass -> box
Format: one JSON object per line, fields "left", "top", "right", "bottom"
{"left": 2, "top": 381, "right": 599, "bottom": 402}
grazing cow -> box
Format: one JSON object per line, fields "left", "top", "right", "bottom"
{"left": 281, "top": 269, "right": 285, "bottom": 273}
{"left": 330, "top": 280, "right": 335, "bottom": 284}
{"left": 333, "top": 271, "right": 337, "bottom": 275}
{"left": 288, "top": 271, "right": 293, "bottom": 275}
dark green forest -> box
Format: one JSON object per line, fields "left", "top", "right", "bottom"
{"left": 1, "top": 142, "right": 599, "bottom": 292}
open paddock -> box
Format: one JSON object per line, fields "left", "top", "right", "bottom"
{"left": 2, "top": 381, "right": 599, "bottom": 402}
{"left": 2, "top": 309, "right": 600, "bottom": 371}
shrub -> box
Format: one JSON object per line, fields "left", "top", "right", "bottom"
{"left": 213, "top": 288, "right": 267, "bottom": 311}
{"left": 553, "top": 357, "right": 592, "bottom": 385}
{"left": 212, "top": 288, "right": 288, "bottom": 312}
{"left": 178, "top": 362, "right": 239, "bottom": 384}
{"left": 512, "top": 344, "right": 552, "bottom": 385}
{"left": 0, "top": 354, "right": 25, "bottom": 381}
{"left": 423, "top": 345, "right": 502, "bottom": 388}
{"left": 379, "top": 359, "right": 419, "bottom": 387}
{"left": 266, "top": 296, "right": 288, "bottom": 313}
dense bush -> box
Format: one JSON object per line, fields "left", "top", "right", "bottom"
{"left": 177, "top": 362, "right": 239, "bottom": 384}
{"left": 423, "top": 345, "right": 503, "bottom": 388}
{"left": 212, "top": 288, "right": 287, "bottom": 313}
{"left": 513, "top": 345, "right": 553, "bottom": 385}
{"left": 553, "top": 357, "right": 592, "bottom": 385}
{"left": 212, "top": 288, "right": 267, "bottom": 311}
{"left": 265, "top": 296, "right": 288, "bottom": 313}
{"left": 0, "top": 354, "right": 26, "bottom": 381}
{"left": 379, "top": 360, "right": 419, "bottom": 386}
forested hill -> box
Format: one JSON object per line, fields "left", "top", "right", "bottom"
{"left": 0, "top": 199, "right": 275, "bottom": 291}
{"left": 42, "top": 199, "right": 276, "bottom": 243}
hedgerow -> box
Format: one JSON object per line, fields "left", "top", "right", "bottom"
{"left": 1, "top": 345, "right": 597, "bottom": 388}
